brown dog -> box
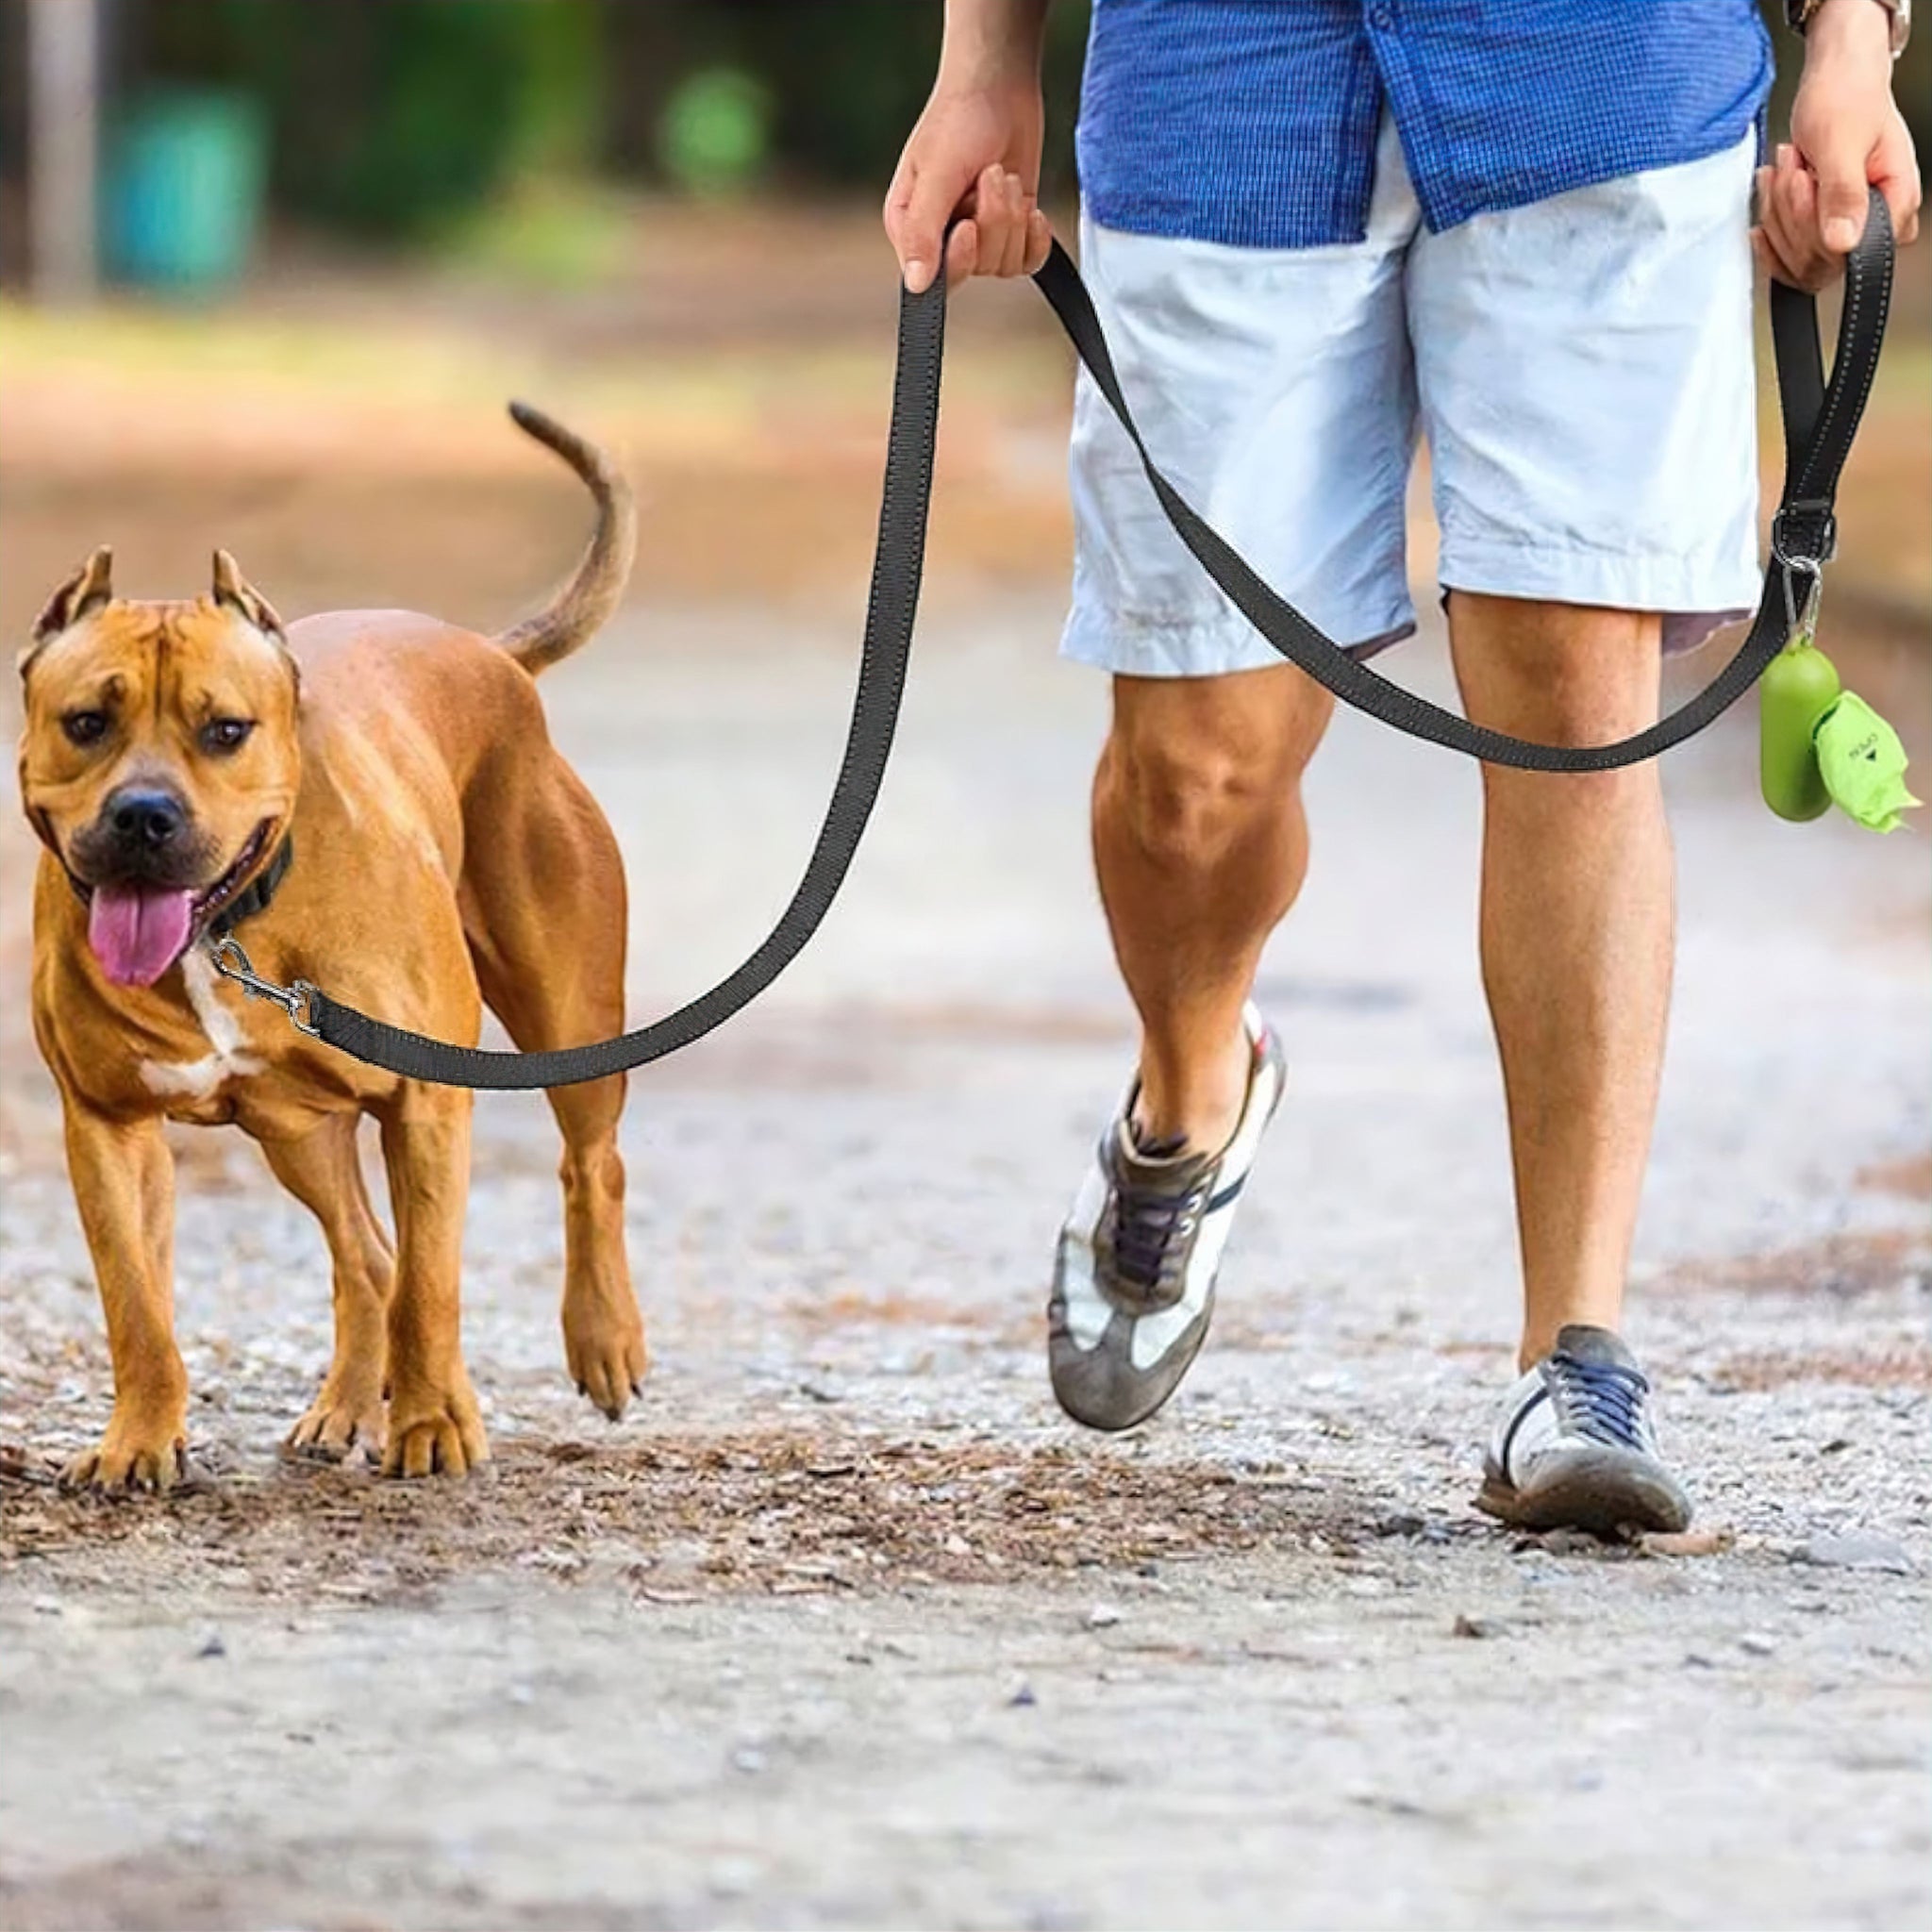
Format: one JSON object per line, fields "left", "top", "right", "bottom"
{"left": 18, "top": 405, "right": 646, "bottom": 1491}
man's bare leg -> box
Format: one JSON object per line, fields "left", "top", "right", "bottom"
{"left": 1447, "top": 591, "right": 1673, "bottom": 1371}
{"left": 1092, "top": 665, "right": 1334, "bottom": 1150}
{"left": 1048, "top": 662, "right": 1333, "bottom": 1432}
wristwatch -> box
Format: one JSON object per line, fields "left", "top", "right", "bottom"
{"left": 1786, "top": 0, "right": 1912, "bottom": 57}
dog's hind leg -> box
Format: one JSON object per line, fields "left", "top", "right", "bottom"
{"left": 462, "top": 761, "right": 645, "bottom": 1422}
{"left": 539, "top": 1061, "right": 645, "bottom": 1421}
{"left": 260, "top": 1114, "right": 394, "bottom": 1461}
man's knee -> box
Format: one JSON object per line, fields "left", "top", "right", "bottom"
{"left": 1453, "top": 591, "right": 1676, "bottom": 803}
{"left": 1449, "top": 596, "right": 1672, "bottom": 823}
{"left": 1101, "top": 671, "right": 1324, "bottom": 869}
{"left": 1449, "top": 593, "right": 1663, "bottom": 749}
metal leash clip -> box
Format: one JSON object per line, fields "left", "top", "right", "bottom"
{"left": 1783, "top": 562, "right": 1824, "bottom": 653}
{"left": 1771, "top": 496, "right": 1836, "bottom": 644}
{"left": 205, "top": 935, "right": 321, "bottom": 1037}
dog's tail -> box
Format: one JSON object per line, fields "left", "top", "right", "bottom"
{"left": 493, "top": 401, "right": 637, "bottom": 677}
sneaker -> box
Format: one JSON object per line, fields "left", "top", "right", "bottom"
{"left": 1048, "top": 1004, "right": 1286, "bottom": 1432}
{"left": 1478, "top": 1324, "right": 1691, "bottom": 1536}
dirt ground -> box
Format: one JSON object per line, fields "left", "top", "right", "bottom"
{"left": 1, "top": 213, "right": 1929, "bottom": 1930}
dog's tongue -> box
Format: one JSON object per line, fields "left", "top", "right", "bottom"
{"left": 88, "top": 885, "right": 195, "bottom": 987}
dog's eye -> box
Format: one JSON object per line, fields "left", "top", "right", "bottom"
{"left": 60, "top": 710, "right": 108, "bottom": 748}
{"left": 200, "top": 718, "right": 255, "bottom": 755}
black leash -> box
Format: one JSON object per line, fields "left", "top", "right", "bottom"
{"left": 216, "top": 190, "right": 1893, "bottom": 1090}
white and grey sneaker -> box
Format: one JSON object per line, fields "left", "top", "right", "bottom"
{"left": 1048, "top": 1005, "right": 1286, "bottom": 1432}
{"left": 1478, "top": 1324, "right": 1691, "bottom": 1536}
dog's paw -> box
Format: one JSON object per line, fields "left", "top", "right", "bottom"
{"left": 284, "top": 1380, "right": 387, "bottom": 1465}
{"left": 381, "top": 1374, "right": 489, "bottom": 1479}
{"left": 563, "top": 1301, "right": 648, "bottom": 1422}
{"left": 60, "top": 1417, "right": 192, "bottom": 1496}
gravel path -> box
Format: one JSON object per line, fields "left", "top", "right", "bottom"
{"left": 3, "top": 595, "right": 1927, "bottom": 1931}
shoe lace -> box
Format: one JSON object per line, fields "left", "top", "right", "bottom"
{"left": 1101, "top": 1166, "right": 1212, "bottom": 1308}
{"left": 1547, "top": 1351, "right": 1650, "bottom": 1450}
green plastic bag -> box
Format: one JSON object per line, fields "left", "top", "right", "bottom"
{"left": 1814, "top": 691, "right": 1922, "bottom": 833}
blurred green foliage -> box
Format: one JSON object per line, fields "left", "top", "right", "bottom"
{"left": 121, "top": 0, "right": 1090, "bottom": 240}
{"left": 657, "top": 69, "right": 774, "bottom": 197}
{"left": 133, "top": 0, "right": 603, "bottom": 239}
{"left": 110, "top": 0, "right": 1927, "bottom": 243}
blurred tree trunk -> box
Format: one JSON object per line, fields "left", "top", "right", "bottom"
{"left": 26, "top": 0, "right": 99, "bottom": 299}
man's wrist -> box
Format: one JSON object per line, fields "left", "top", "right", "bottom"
{"left": 939, "top": 0, "right": 1051, "bottom": 90}
{"left": 1789, "top": 0, "right": 1910, "bottom": 58}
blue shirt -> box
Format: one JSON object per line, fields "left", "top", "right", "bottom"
{"left": 1075, "top": 0, "right": 1774, "bottom": 248}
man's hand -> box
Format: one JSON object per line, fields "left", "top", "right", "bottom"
{"left": 1755, "top": 0, "right": 1922, "bottom": 289}
{"left": 884, "top": 3, "right": 1052, "bottom": 294}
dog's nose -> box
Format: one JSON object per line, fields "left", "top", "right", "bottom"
{"left": 107, "top": 788, "right": 186, "bottom": 851}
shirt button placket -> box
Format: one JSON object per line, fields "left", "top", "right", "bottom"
{"left": 1368, "top": 3, "right": 1395, "bottom": 28}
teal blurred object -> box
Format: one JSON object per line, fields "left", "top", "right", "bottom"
{"left": 106, "top": 91, "right": 267, "bottom": 291}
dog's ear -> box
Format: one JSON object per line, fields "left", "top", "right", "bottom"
{"left": 211, "top": 550, "right": 286, "bottom": 641}
{"left": 22, "top": 547, "right": 115, "bottom": 674}
{"left": 211, "top": 550, "right": 300, "bottom": 702}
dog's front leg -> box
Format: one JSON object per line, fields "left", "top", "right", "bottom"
{"left": 262, "top": 1115, "right": 393, "bottom": 1462}
{"left": 58, "top": 1100, "right": 191, "bottom": 1491}
{"left": 376, "top": 1088, "right": 488, "bottom": 1477}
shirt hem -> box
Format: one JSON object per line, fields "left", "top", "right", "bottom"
{"left": 1080, "top": 120, "right": 1767, "bottom": 251}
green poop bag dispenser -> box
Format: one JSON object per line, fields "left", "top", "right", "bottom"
{"left": 1759, "top": 577, "right": 1919, "bottom": 833}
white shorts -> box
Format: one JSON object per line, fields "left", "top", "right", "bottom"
{"left": 1061, "top": 115, "right": 1762, "bottom": 676}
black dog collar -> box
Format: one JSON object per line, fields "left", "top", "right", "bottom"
{"left": 207, "top": 832, "right": 294, "bottom": 939}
